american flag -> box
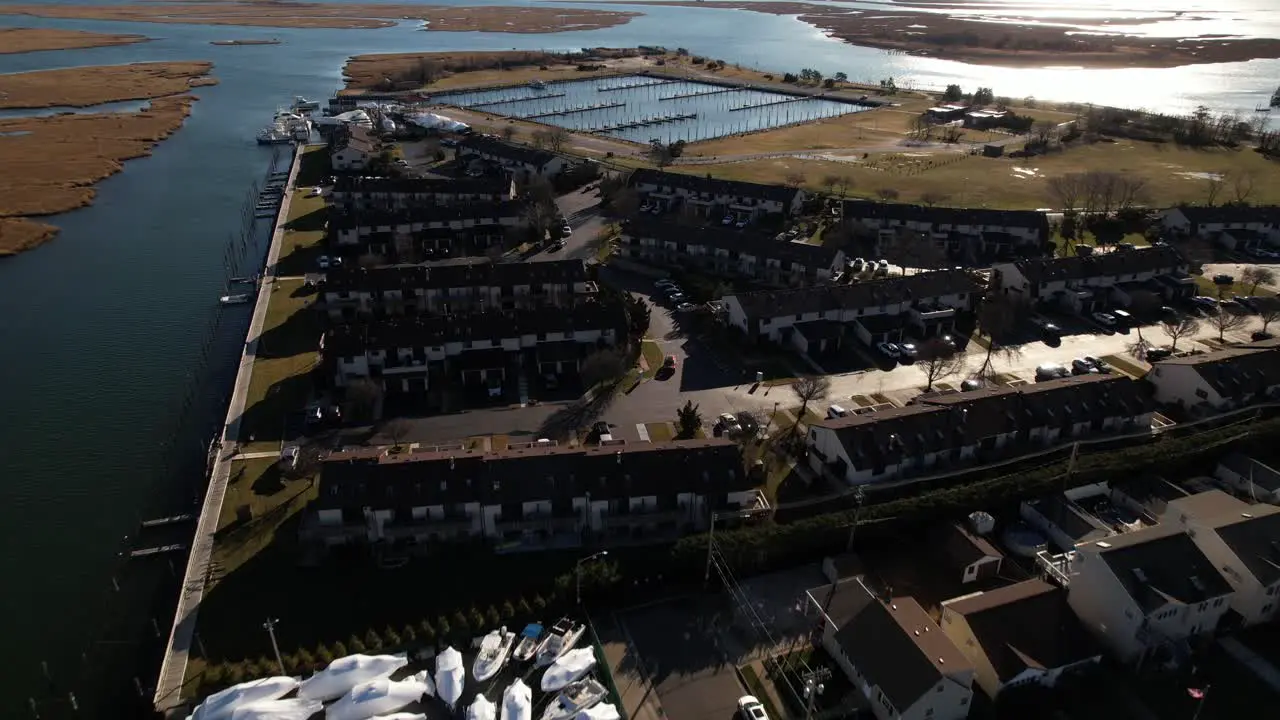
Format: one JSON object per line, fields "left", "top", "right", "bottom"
{"left": 1187, "top": 687, "right": 1205, "bottom": 700}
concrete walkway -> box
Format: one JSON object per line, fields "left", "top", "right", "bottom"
{"left": 230, "top": 451, "right": 281, "bottom": 461}
{"left": 598, "top": 615, "right": 666, "bottom": 720}
{"left": 153, "top": 145, "right": 304, "bottom": 713}
{"left": 1221, "top": 637, "right": 1280, "bottom": 692}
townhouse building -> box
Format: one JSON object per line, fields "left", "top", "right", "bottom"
{"left": 723, "top": 269, "right": 980, "bottom": 346}
{"left": 940, "top": 580, "right": 1101, "bottom": 699}
{"left": 1160, "top": 205, "right": 1280, "bottom": 251}
{"left": 456, "top": 136, "right": 569, "bottom": 181}
{"left": 806, "top": 374, "right": 1155, "bottom": 486}
{"left": 618, "top": 219, "right": 846, "bottom": 287}
{"left": 1215, "top": 453, "right": 1280, "bottom": 504}
{"left": 328, "top": 200, "right": 529, "bottom": 260}
{"left": 329, "top": 175, "right": 516, "bottom": 211}
{"left": 843, "top": 200, "right": 1050, "bottom": 263}
{"left": 1146, "top": 345, "right": 1280, "bottom": 412}
{"left": 806, "top": 577, "right": 974, "bottom": 720}
{"left": 303, "top": 439, "right": 766, "bottom": 551}
{"left": 990, "top": 245, "right": 1194, "bottom": 313}
{"left": 316, "top": 258, "right": 595, "bottom": 322}
{"left": 627, "top": 168, "right": 806, "bottom": 219}
{"left": 321, "top": 298, "right": 625, "bottom": 392}
{"left": 1157, "top": 490, "right": 1280, "bottom": 626}
{"left": 1065, "top": 524, "right": 1234, "bottom": 665}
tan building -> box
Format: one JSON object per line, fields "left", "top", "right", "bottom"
{"left": 940, "top": 580, "right": 1102, "bottom": 698}
{"left": 807, "top": 578, "right": 974, "bottom": 720}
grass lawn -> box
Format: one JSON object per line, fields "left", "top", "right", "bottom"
{"left": 645, "top": 422, "right": 674, "bottom": 442}
{"left": 1100, "top": 354, "right": 1147, "bottom": 378}
{"left": 674, "top": 137, "right": 1280, "bottom": 209}
{"left": 1194, "top": 274, "right": 1276, "bottom": 298}
{"left": 1054, "top": 230, "right": 1149, "bottom": 257}
{"left": 211, "top": 458, "right": 318, "bottom": 580}
{"left": 639, "top": 340, "right": 665, "bottom": 377}
{"left": 294, "top": 143, "right": 330, "bottom": 188}
{"left": 786, "top": 405, "right": 824, "bottom": 426}
{"left": 238, "top": 278, "right": 320, "bottom": 452}
{"left": 274, "top": 191, "right": 328, "bottom": 277}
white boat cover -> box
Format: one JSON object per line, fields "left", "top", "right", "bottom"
{"left": 574, "top": 705, "right": 620, "bottom": 720}
{"left": 313, "top": 110, "right": 373, "bottom": 127}
{"left": 325, "top": 670, "right": 433, "bottom": 720}
{"left": 190, "top": 676, "right": 300, "bottom": 720}
{"left": 228, "top": 699, "right": 322, "bottom": 720}
{"left": 299, "top": 654, "right": 409, "bottom": 702}
{"left": 541, "top": 649, "right": 596, "bottom": 692}
{"left": 367, "top": 714, "right": 426, "bottom": 720}
{"left": 435, "top": 646, "right": 465, "bottom": 708}
{"left": 467, "top": 694, "right": 497, "bottom": 720}
{"left": 501, "top": 679, "right": 532, "bottom": 720}
{"left": 404, "top": 112, "right": 469, "bottom": 132}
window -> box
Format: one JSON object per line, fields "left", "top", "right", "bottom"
{"left": 1195, "top": 388, "right": 1209, "bottom": 400}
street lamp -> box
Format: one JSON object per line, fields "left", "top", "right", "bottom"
{"left": 262, "top": 618, "right": 285, "bottom": 676}
{"left": 576, "top": 550, "right": 609, "bottom": 606}
{"left": 803, "top": 676, "right": 826, "bottom": 720}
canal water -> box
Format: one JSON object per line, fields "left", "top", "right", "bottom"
{"left": 1, "top": 0, "right": 1279, "bottom": 715}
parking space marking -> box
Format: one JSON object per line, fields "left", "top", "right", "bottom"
{"left": 636, "top": 423, "right": 650, "bottom": 442}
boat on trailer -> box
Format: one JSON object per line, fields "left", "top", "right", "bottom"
{"left": 512, "top": 623, "right": 544, "bottom": 663}
{"left": 474, "top": 627, "right": 517, "bottom": 681}
{"left": 539, "top": 678, "right": 608, "bottom": 720}
{"left": 535, "top": 618, "right": 585, "bottom": 668}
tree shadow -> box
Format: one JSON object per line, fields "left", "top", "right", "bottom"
{"left": 294, "top": 149, "right": 331, "bottom": 188}
{"left": 256, "top": 300, "right": 321, "bottom": 360}
{"left": 535, "top": 382, "right": 619, "bottom": 439}
{"left": 284, "top": 206, "right": 327, "bottom": 233}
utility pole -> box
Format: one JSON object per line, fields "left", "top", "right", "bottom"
{"left": 262, "top": 618, "right": 285, "bottom": 676}
{"left": 703, "top": 511, "right": 718, "bottom": 588}
{"left": 845, "top": 485, "right": 865, "bottom": 552}
{"left": 575, "top": 551, "right": 609, "bottom": 606}
{"left": 802, "top": 667, "right": 830, "bottom": 720}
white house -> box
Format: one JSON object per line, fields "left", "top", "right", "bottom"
{"left": 457, "top": 136, "right": 569, "bottom": 181}
{"left": 628, "top": 168, "right": 806, "bottom": 218}
{"left": 1146, "top": 345, "right": 1280, "bottom": 412}
{"left": 807, "top": 578, "right": 974, "bottom": 720}
{"left": 1215, "top": 453, "right": 1280, "bottom": 504}
{"left": 940, "top": 580, "right": 1102, "bottom": 699}
{"left": 1160, "top": 206, "right": 1280, "bottom": 249}
{"left": 331, "top": 126, "right": 378, "bottom": 171}
{"left": 1065, "top": 524, "right": 1234, "bottom": 665}
{"left": 939, "top": 521, "right": 1003, "bottom": 585}
{"left": 806, "top": 374, "right": 1155, "bottom": 486}
{"left": 305, "top": 439, "right": 768, "bottom": 551}
{"left": 1158, "top": 490, "right": 1280, "bottom": 627}
{"left": 723, "top": 269, "right": 979, "bottom": 345}
{"left": 990, "top": 246, "right": 1194, "bottom": 312}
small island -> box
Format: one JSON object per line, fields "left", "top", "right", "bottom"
{"left": 0, "top": 27, "right": 150, "bottom": 54}
{"left": 211, "top": 38, "right": 282, "bottom": 46}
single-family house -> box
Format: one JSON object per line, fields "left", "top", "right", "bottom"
{"left": 456, "top": 136, "right": 569, "bottom": 181}
{"left": 1146, "top": 345, "right": 1280, "bottom": 412}
{"left": 627, "top": 168, "right": 806, "bottom": 218}
{"left": 990, "top": 246, "right": 1194, "bottom": 313}
{"left": 1066, "top": 524, "right": 1234, "bottom": 665}
{"left": 330, "top": 126, "right": 379, "bottom": 171}
{"left": 939, "top": 522, "right": 1004, "bottom": 585}
{"left": 1215, "top": 453, "right": 1280, "bottom": 504}
{"left": 806, "top": 577, "right": 974, "bottom": 720}
{"left": 304, "top": 439, "right": 767, "bottom": 551}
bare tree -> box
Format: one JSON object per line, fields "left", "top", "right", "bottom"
{"left": 529, "top": 129, "right": 552, "bottom": 149}
{"left": 545, "top": 126, "right": 570, "bottom": 153}
{"left": 1241, "top": 266, "right": 1276, "bottom": 295}
{"left": 919, "top": 338, "right": 966, "bottom": 391}
{"left": 1232, "top": 169, "right": 1256, "bottom": 204}
{"left": 1160, "top": 316, "right": 1200, "bottom": 352}
{"left": 783, "top": 172, "right": 805, "bottom": 189}
{"left": 820, "top": 174, "right": 842, "bottom": 196}
{"left": 381, "top": 418, "right": 412, "bottom": 450}
{"left": 974, "top": 296, "right": 1019, "bottom": 380}
{"left": 344, "top": 378, "right": 383, "bottom": 423}
{"left": 1207, "top": 308, "right": 1249, "bottom": 342}
{"left": 1124, "top": 290, "right": 1163, "bottom": 354}
{"left": 500, "top": 124, "right": 517, "bottom": 142}
{"left": 919, "top": 192, "right": 950, "bottom": 207}
{"left": 876, "top": 187, "right": 900, "bottom": 202}
{"left": 790, "top": 375, "right": 832, "bottom": 424}
{"left": 1258, "top": 304, "right": 1280, "bottom": 335}
{"left": 1205, "top": 171, "right": 1229, "bottom": 206}
{"left": 833, "top": 175, "right": 854, "bottom": 199}
{"left": 610, "top": 187, "right": 640, "bottom": 217}
{"left": 886, "top": 230, "right": 944, "bottom": 274}
{"left": 1116, "top": 176, "right": 1149, "bottom": 212}
{"left": 1030, "top": 120, "right": 1056, "bottom": 147}
{"left": 1047, "top": 173, "right": 1085, "bottom": 213}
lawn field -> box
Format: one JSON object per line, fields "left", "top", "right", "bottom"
{"left": 237, "top": 278, "right": 320, "bottom": 452}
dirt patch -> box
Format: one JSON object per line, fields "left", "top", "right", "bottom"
{"left": 0, "top": 61, "right": 217, "bottom": 110}
{"left": 4, "top": 3, "right": 639, "bottom": 32}
{"left": 0, "top": 27, "right": 151, "bottom": 54}
{"left": 571, "top": 1, "right": 1280, "bottom": 68}
{"left": 0, "top": 94, "right": 201, "bottom": 256}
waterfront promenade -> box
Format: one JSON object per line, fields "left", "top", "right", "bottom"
{"left": 152, "top": 145, "right": 305, "bottom": 713}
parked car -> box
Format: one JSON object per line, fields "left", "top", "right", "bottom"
{"left": 1252, "top": 331, "right": 1274, "bottom": 341}
{"left": 317, "top": 255, "right": 331, "bottom": 269}
{"left": 960, "top": 379, "right": 984, "bottom": 391}
{"left": 639, "top": 203, "right": 653, "bottom": 213}
{"left": 305, "top": 403, "right": 324, "bottom": 424}
{"left": 1144, "top": 346, "right": 1173, "bottom": 361}
{"left": 279, "top": 445, "right": 300, "bottom": 470}
{"left": 1213, "top": 273, "right": 1235, "bottom": 284}
{"left": 654, "top": 279, "right": 677, "bottom": 290}
{"left": 561, "top": 224, "right": 573, "bottom": 236}
{"left": 662, "top": 355, "right": 678, "bottom": 371}
{"left": 721, "top": 214, "right": 735, "bottom": 226}
{"left": 676, "top": 302, "right": 698, "bottom": 313}
{"left": 1035, "top": 363, "right": 1070, "bottom": 381}
{"left": 716, "top": 412, "right": 741, "bottom": 435}
{"left": 1092, "top": 311, "right": 1118, "bottom": 327}
{"left": 1111, "top": 309, "right": 1134, "bottom": 325}
{"left": 735, "top": 218, "right": 749, "bottom": 229}
{"left": 898, "top": 342, "right": 919, "bottom": 360}
{"left": 667, "top": 293, "right": 687, "bottom": 305}
{"left": 1192, "top": 296, "right": 1220, "bottom": 313}
{"left": 649, "top": 205, "right": 663, "bottom": 215}
{"left": 849, "top": 257, "right": 865, "bottom": 272}
{"left": 738, "top": 696, "right": 769, "bottom": 720}
{"left": 548, "top": 238, "right": 566, "bottom": 251}
{"left": 826, "top": 405, "right": 849, "bottom": 419}
{"left": 1084, "top": 356, "right": 1111, "bottom": 373}
{"left": 306, "top": 186, "right": 322, "bottom": 198}
{"left": 1071, "top": 358, "right": 1099, "bottom": 375}
{"left": 936, "top": 334, "right": 957, "bottom": 351}
{"left": 876, "top": 341, "right": 902, "bottom": 359}
{"left": 1233, "top": 295, "right": 1259, "bottom": 312}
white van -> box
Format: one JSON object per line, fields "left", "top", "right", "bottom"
{"left": 827, "top": 405, "right": 849, "bottom": 419}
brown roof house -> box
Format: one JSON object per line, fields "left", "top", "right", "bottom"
{"left": 940, "top": 580, "right": 1102, "bottom": 698}
{"left": 1065, "top": 524, "right": 1234, "bottom": 665}
{"left": 331, "top": 125, "right": 379, "bottom": 172}
{"left": 1160, "top": 490, "right": 1280, "bottom": 626}
{"left": 806, "top": 578, "right": 974, "bottom": 720}
{"left": 938, "top": 519, "right": 1004, "bottom": 585}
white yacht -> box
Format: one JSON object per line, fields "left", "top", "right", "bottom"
{"left": 256, "top": 124, "right": 292, "bottom": 144}
{"left": 541, "top": 648, "right": 597, "bottom": 693}
{"left": 325, "top": 670, "right": 433, "bottom": 720}
{"left": 292, "top": 96, "right": 321, "bottom": 112}
{"left": 473, "top": 627, "right": 516, "bottom": 682}
{"left": 467, "top": 694, "right": 497, "bottom": 720}
{"left": 500, "top": 679, "right": 532, "bottom": 720}
{"left": 535, "top": 618, "right": 585, "bottom": 668}
{"left": 539, "top": 678, "right": 608, "bottom": 720}
{"left": 435, "top": 646, "right": 465, "bottom": 710}
{"left": 529, "top": 79, "right": 547, "bottom": 90}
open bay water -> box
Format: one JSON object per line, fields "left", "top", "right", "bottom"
{"left": 1, "top": 0, "right": 1279, "bottom": 715}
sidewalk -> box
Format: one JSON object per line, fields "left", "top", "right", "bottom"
{"left": 597, "top": 616, "right": 665, "bottom": 720}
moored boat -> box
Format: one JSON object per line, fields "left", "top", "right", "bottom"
{"left": 541, "top": 648, "right": 597, "bottom": 693}
{"left": 573, "top": 704, "right": 620, "bottom": 720}
{"left": 512, "top": 623, "right": 543, "bottom": 663}
{"left": 535, "top": 618, "right": 585, "bottom": 668}
{"left": 298, "top": 653, "right": 408, "bottom": 702}
{"left": 474, "top": 627, "right": 517, "bottom": 682}
{"left": 293, "top": 96, "right": 321, "bottom": 112}
{"left": 500, "top": 678, "right": 533, "bottom": 720}
{"left": 190, "top": 676, "right": 300, "bottom": 720}
{"left": 325, "top": 670, "right": 433, "bottom": 720}
{"left": 467, "top": 695, "right": 497, "bottom": 720}
{"left": 435, "top": 646, "right": 465, "bottom": 710}
{"left": 220, "top": 294, "right": 252, "bottom": 305}
{"left": 539, "top": 678, "right": 608, "bottom": 720}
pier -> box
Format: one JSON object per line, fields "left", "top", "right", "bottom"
{"left": 730, "top": 95, "right": 819, "bottom": 112}
{"left": 599, "top": 112, "right": 698, "bottom": 132}
{"left": 471, "top": 92, "right": 567, "bottom": 109}
{"left": 659, "top": 86, "right": 744, "bottom": 102}
{"left": 130, "top": 543, "right": 188, "bottom": 559}
{"left": 140, "top": 514, "right": 195, "bottom": 529}
{"left": 596, "top": 78, "right": 680, "bottom": 93}
{"left": 521, "top": 101, "right": 626, "bottom": 120}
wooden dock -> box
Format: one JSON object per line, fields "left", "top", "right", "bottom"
{"left": 130, "top": 543, "right": 188, "bottom": 559}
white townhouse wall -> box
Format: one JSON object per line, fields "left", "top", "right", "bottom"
{"left": 1160, "top": 206, "right": 1280, "bottom": 243}
{"left": 1146, "top": 347, "right": 1280, "bottom": 411}
{"left": 627, "top": 168, "right": 806, "bottom": 216}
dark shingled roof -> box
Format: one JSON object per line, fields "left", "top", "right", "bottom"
{"left": 328, "top": 200, "right": 527, "bottom": 229}
{"left": 1086, "top": 525, "right": 1233, "bottom": 613}
{"left": 331, "top": 174, "right": 514, "bottom": 198}
{"left": 939, "top": 522, "right": 1002, "bottom": 569}
{"left": 842, "top": 200, "right": 1050, "bottom": 236}
{"left": 730, "top": 269, "right": 979, "bottom": 322}
{"left": 1152, "top": 346, "right": 1280, "bottom": 401}
{"left": 810, "top": 579, "right": 970, "bottom": 713}
{"left": 319, "top": 258, "right": 588, "bottom": 294}
{"left": 1210, "top": 507, "right": 1280, "bottom": 587}
{"left": 1174, "top": 205, "right": 1280, "bottom": 226}
{"left": 623, "top": 218, "right": 842, "bottom": 269}
{"left": 1004, "top": 245, "right": 1186, "bottom": 285}
{"left": 333, "top": 125, "right": 378, "bottom": 155}
{"left": 943, "top": 580, "right": 1100, "bottom": 685}
{"left": 628, "top": 167, "right": 801, "bottom": 205}
{"left": 459, "top": 136, "right": 559, "bottom": 169}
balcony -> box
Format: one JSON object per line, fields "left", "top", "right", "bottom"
{"left": 496, "top": 513, "right": 581, "bottom": 533}
{"left": 600, "top": 507, "right": 687, "bottom": 528}
{"left": 910, "top": 305, "right": 956, "bottom": 323}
